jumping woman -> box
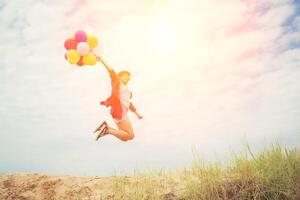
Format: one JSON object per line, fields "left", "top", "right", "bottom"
{"left": 94, "top": 55, "right": 143, "bottom": 141}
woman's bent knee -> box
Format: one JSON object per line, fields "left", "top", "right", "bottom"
{"left": 128, "top": 133, "right": 134, "bottom": 140}
{"left": 118, "top": 132, "right": 134, "bottom": 141}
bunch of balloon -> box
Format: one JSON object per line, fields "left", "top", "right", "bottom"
{"left": 64, "top": 30, "right": 98, "bottom": 66}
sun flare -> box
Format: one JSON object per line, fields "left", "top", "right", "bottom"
{"left": 146, "top": 19, "right": 177, "bottom": 52}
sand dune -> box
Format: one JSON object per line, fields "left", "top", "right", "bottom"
{"left": 0, "top": 173, "right": 180, "bottom": 200}
{"left": 0, "top": 173, "right": 123, "bottom": 200}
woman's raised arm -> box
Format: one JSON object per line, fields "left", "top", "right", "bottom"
{"left": 96, "top": 55, "right": 113, "bottom": 72}
{"left": 96, "top": 55, "right": 119, "bottom": 85}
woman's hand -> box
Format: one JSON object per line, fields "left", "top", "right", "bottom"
{"left": 134, "top": 111, "right": 143, "bottom": 119}
{"left": 95, "top": 55, "right": 102, "bottom": 62}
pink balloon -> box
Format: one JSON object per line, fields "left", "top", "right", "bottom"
{"left": 75, "top": 30, "right": 87, "bottom": 42}
{"left": 77, "top": 42, "right": 90, "bottom": 55}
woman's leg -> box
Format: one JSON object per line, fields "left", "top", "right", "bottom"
{"left": 107, "top": 119, "right": 135, "bottom": 141}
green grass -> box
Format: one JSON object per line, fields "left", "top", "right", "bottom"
{"left": 110, "top": 143, "right": 300, "bottom": 200}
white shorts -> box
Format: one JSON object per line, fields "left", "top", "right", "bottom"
{"left": 113, "top": 105, "right": 129, "bottom": 123}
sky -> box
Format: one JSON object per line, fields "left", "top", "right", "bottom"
{"left": 0, "top": 0, "right": 299, "bottom": 176}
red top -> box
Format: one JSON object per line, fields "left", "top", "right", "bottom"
{"left": 100, "top": 69, "right": 136, "bottom": 119}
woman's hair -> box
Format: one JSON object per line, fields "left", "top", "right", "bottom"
{"left": 118, "top": 70, "right": 131, "bottom": 77}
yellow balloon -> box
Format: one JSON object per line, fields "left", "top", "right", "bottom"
{"left": 87, "top": 35, "right": 98, "bottom": 49}
{"left": 67, "top": 49, "right": 80, "bottom": 64}
{"left": 82, "top": 53, "right": 97, "bottom": 65}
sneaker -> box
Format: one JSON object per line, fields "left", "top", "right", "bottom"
{"left": 93, "top": 121, "right": 107, "bottom": 133}
{"left": 96, "top": 126, "right": 108, "bottom": 141}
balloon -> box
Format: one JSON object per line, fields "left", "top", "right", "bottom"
{"left": 67, "top": 49, "right": 80, "bottom": 64}
{"left": 77, "top": 42, "right": 90, "bottom": 55}
{"left": 64, "top": 38, "right": 78, "bottom": 50}
{"left": 77, "top": 56, "right": 84, "bottom": 66}
{"left": 75, "top": 30, "right": 87, "bottom": 42}
{"left": 87, "top": 35, "right": 98, "bottom": 48}
{"left": 82, "top": 53, "right": 97, "bottom": 65}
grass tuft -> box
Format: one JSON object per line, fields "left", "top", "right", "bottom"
{"left": 108, "top": 143, "right": 299, "bottom": 200}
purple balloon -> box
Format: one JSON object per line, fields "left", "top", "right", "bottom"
{"left": 75, "top": 30, "right": 87, "bottom": 42}
{"left": 64, "top": 52, "right": 68, "bottom": 60}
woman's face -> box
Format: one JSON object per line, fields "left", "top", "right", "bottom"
{"left": 119, "top": 74, "right": 131, "bottom": 85}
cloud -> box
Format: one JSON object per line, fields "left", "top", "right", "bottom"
{"left": 0, "top": 0, "right": 299, "bottom": 175}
